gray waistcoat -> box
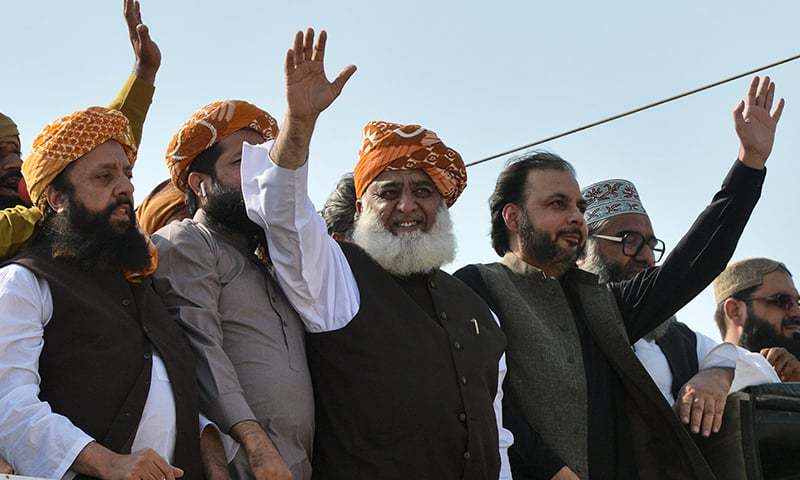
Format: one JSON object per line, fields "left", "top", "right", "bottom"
{"left": 474, "top": 254, "right": 716, "bottom": 480}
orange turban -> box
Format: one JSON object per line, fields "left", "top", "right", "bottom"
{"left": 353, "top": 121, "right": 466, "bottom": 207}
{"left": 165, "top": 100, "right": 279, "bottom": 191}
{"left": 22, "top": 107, "right": 136, "bottom": 207}
{"left": 136, "top": 179, "right": 190, "bottom": 235}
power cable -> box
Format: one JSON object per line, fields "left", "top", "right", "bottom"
{"left": 466, "top": 53, "right": 800, "bottom": 168}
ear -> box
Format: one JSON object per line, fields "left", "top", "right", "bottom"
{"left": 724, "top": 298, "right": 747, "bottom": 328}
{"left": 44, "top": 185, "right": 67, "bottom": 212}
{"left": 355, "top": 198, "right": 363, "bottom": 215}
{"left": 187, "top": 172, "right": 208, "bottom": 199}
{"left": 502, "top": 202, "right": 522, "bottom": 234}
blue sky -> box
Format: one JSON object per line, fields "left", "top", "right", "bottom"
{"left": 4, "top": 0, "right": 799, "bottom": 340}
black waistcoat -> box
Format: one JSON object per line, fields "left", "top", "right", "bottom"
{"left": 655, "top": 321, "right": 700, "bottom": 400}
{"left": 306, "top": 242, "right": 506, "bottom": 480}
{"left": 7, "top": 250, "right": 202, "bottom": 479}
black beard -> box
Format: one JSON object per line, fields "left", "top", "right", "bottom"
{"left": 519, "top": 211, "right": 584, "bottom": 278}
{"left": 0, "top": 194, "right": 21, "bottom": 209}
{"left": 739, "top": 305, "right": 800, "bottom": 357}
{"left": 39, "top": 196, "right": 151, "bottom": 273}
{"left": 203, "top": 181, "right": 263, "bottom": 240}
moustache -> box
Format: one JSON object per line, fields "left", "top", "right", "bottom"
{"left": 782, "top": 317, "right": 800, "bottom": 329}
{"left": 557, "top": 227, "right": 585, "bottom": 242}
{"left": 0, "top": 171, "right": 22, "bottom": 188}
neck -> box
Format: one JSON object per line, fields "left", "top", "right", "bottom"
{"left": 510, "top": 247, "right": 567, "bottom": 279}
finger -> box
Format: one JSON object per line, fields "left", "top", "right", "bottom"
{"left": 285, "top": 49, "right": 295, "bottom": 76}
{"left": 760, "top": 348, "right": 771, "bottom": 357}
{"left": 134, "top": 0, "right": 143, "bottom": 24}
{"left": 292, "top": 31, "right": 304, "bottom": 65}
{"left": 172, "top": 467, "right": 184, "bottom": 479}
{"left": 331, "top": 64, "right": 357, "bottom": 95}
{"left": 746, "top": 76, "right": 759, "bottom": 105}
{"left": 755, "top": 76, "right": 770, "bottom": 107}
{"left": 765, "top": 81, "right": 775, "bottom": 111}
{"left": 312, "top": 29, "right": 327, "bottom": 63}
{"left": 712, "top": 397, "right": 726, "bottom": 433}
{"left": 690, "top": 397, "right": 705, "bottom": 434}
{"left": 772, "top": 98, "right": 785, "bottom": 123}
{"left": 732, "top": 100, "right": 745, "bottom": 125}
{"left": 153, "top": 456, "right": 175, "bottom": 480}
{"left": 765, "top": 348, "right": 782, "bottom": 364}
{"left": 137, "top": 24, "right": 151, "bottom": 47}
{"left": 303, "top": 27, "right": 314, "bottom": 62}
{"left": 701, "top": 400, "right": 716, "bottom": 437}
{"left": 773, "top": 352, "right": 791, "bottom": 374}
{"left": 679, "top": 394, "right": 693, "bottom": 424}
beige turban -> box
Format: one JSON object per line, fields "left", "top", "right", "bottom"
{"left": 713, "top": 258, "right": 790, "bottom": 304}
{"left": 0, "top": 113, "right": 20, "bottom": 149}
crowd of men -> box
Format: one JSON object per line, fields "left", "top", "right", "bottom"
{"left": 0, "top": 2, "right": 798, "bottom": 479}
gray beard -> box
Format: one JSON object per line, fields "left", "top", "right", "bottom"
{"left": 351, "top": 204, "right": 457, "bottom": 276}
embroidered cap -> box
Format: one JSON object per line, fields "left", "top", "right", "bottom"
{"left": 582, "top": 179, "right": 647, "bottom": 225}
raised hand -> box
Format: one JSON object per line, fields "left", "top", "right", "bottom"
{"left": 733, "top": 76, "right": 785, "bottom": 169}
{"left": 285, "top": 28, "right": 357, "bottom": 121}
{"left": 124, "top": 0, "right": 161, "bottom": 84}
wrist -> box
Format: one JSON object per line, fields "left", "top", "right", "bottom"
{"left": 738, "top": 146, "right": 767, "bottom": 170}
{"left": 133, "top": 62, "right": 158, "bottom": 86}
{"left": 230, "top": 421, "right": 267, "bottom": 451}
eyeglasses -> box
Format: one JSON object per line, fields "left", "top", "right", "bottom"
{"left": 592, "top": 232, "right": 666, "bottom": 263}
{"left": 742, "top": 293, "right": 800, "bottom": 312}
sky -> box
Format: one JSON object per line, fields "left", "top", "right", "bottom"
{"left": 4, "top": 0, "right": 800, "bottom": 341}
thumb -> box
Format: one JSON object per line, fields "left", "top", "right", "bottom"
{"left": 732, "top": 100, "right": 744, "bottom": 120}
{"left": 136, "top": 24, "right": 151, "bottom": 45}
{"left": 332, "top": 64, "right": 357, "bottom": 95}
{"left": 172, "top": 467, "right": 184, "bottom": 478}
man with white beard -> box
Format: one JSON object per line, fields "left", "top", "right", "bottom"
{"left": 240, "top": 28, "right": 512, "bottom": 480}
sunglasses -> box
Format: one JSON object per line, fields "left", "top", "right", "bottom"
{"left": 743, "top": 293, "right": 800, "bottom": 312}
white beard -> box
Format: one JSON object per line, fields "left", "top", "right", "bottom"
{"left": 351, "top": 204, "right": 457, "bottom": 276}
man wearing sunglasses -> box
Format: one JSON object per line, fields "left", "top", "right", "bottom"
{"left": 713, "top": 258, "right": 800, "bottom": 382}
{"left": 579, "top": 179, "right": 780, "bottom": 439}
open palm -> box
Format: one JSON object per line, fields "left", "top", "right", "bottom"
{"left": 733, "top": 76, "right": 785, "bottom": 168}
{"left": 285, "top": 29, "right": 356, "bottom": 119}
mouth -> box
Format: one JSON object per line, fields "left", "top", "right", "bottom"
{"left": 783, "top": 318, "right": 800, "bottom": 334}
{"left": 558, "top": 232, "right": 582, "bottom": 247}
{"left": 391, "top": 219, "right": 424, "bottom": 233}
{"left": 0, "top": 175, "right": 21, "bottom": 195}
{"left": 110, "top": 204, "right": 132, "bottom": 222}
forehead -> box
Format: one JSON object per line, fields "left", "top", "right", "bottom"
{"left": 68, "top": 140, "right": 129, "bottom": 175}
{"left": 370, "top": 169, "right": 434, "bottom": 187}
{"left": 218, "top": 128, "right": 265, "bottom": 155}
{"left": 595, "top": 213, "right": 654, "bottom": 236}
{"left": 525, "top": 168, "right": 580, "bottom": 199}
{"left": 756, "top": 270, "right": 798, "bottom": 295}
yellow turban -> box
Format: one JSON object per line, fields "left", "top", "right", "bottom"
{"left": 136, "top": 179, "right": 189, "bottom": 235}
{"left": 165, "top": 100, "right": 279, "bottom": 191}
{"left": 0, "top": 112, "right": 20, "bottom": 149}
{"left": 353, "top": 121, "right": 467, "bottom": 207}
{"left": 22, "top": 107, "right": 136, "bottom": 207}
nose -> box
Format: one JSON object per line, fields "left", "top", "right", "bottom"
{"left": 395, "top": 190, "right": 419, "bottom": 214}
{"left": 637, "top": 243, "right": 656, "bottom": 268}
{"left": 0, "top": 152, "right": 22, "bottom": 173}
{"left": 115, "top": 175, "right": 135, "bottom": 202}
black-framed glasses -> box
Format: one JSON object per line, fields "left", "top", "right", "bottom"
{"left": 742, "top": 293, "right": 800, "bottom": 312}
{"left": 592, "top": 232, "right": 666, "bottom": 263}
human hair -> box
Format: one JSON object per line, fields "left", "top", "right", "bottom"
{"left": 714, "top": 284, "right": 759, "bottom": 338}
{"left": 184, "top": 143, "right": 223, "bottom": 215}
{"left": 321, "top": 173, "right": 356, "bottom": 238}
{"left": 489, "top": 151, "right": 576, "bottom": 256}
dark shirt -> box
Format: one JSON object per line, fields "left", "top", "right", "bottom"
{"left": 470, "top": 160, "right": 765, "bottom": 479}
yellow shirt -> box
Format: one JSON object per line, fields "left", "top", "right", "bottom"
{"left": 0, "top": 74, "right": 154, "bottom": 259}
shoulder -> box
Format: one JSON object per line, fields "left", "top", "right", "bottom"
{"left": 0, "top": 264, "right": 51, "bottom": 317}
{"left": 153, "top": 219, "right": 216, "bottom": 256}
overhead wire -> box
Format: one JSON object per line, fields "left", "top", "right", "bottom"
{"left": 465, "top": 53, "right": 800, "bottom": 168}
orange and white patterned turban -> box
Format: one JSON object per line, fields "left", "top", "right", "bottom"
{"left": 22, "top": 107, "right": 136, "bottom": 206}
{"left": 136, "top": 179, "right": 189, "bottom": 235}
{"left": 165, "top": 100, "right": 279, "bottom": 191}
{"left": 353, "top": 121, "right": 467, "bottom": 207}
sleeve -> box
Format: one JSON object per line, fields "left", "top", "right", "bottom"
{"left": 490, "top": 312, "right": 514, "bottom": 480}
{"left": 151, "top": 228, "right": 256, "bottom": 433}
{"left": 729, "top": 345, "right": 781, "bottom": 391}
{"left": 199, "top": 414, "right": 240, "bottom": 463}
{"left": 696, "top": 332, "right": 736, "bottom": 371}
{"left": 611, "top": 161, "right": 766, "bottom": 342}
{"left": 107, "top": 73, "right": 155, "bottom": 147}
{"left": 0, "top": 265, "right": 94, "bottom": 478}
{"left": 0, "top": 206, "right": 42, "bottom": 259}
{"left": 240, "top": 141, "right": 360, "bottom": 332}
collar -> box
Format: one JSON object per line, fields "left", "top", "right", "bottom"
{"left": 499, "top": 252, "right": 599, "bottom": 285}
{"left": 194, "top": 209, "right": 257, "bottom": 259}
